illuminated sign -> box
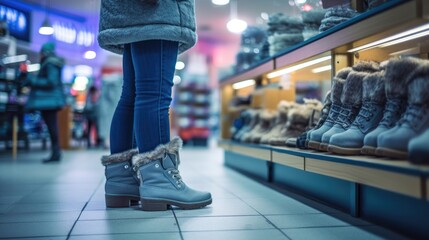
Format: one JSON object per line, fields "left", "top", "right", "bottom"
{"left": 53, "top": 22, "right": 94, "bottom": 47}
{"left": 0, "top": 4, "right": 31, "bottom": 41}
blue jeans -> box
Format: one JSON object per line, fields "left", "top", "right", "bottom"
{"left": 110, "top": 40, "right": 178, "bottom": 154}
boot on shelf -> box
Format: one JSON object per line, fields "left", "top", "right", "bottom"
{"left": 101, "top": 149, "right": 140, "bottom": 208}
{"left": 328, "top": 71, "right": 386, "bottom": 155}
{"left": 297, "top": 91, "right": 332, "bottom": 149}
{"left": 260, "top": 101, "right": 295, "bottom": 144}
{"left": 376, "top": 63, "right": 429, "bottom": 159}
{"left": 408, "top": 129, "right": 429, "bottom": 164}
{"left": 269, "top": 103, "right": 313, "bottom": 146}
{"left": 361, "top": 58, "right": 421, "bottom": 155}
{"left": 308, "top": 67, "right": 351, "bottom": 150}
{"left": 317, "top": 61, "right": 380, "bottom": 151}
{"left": 234, "top": 109, "right": 259, "bottom": 142}
{"left": 286, "top": 98, "right": 323, "bottom": 148}
{"left": 244, "top": 110, "right": 277, "bottom": 143}
{"left": 132, "top": 137, "right": 212, "bottom": 211}
{"left": 318, "top": 70, "right": 367, "bottom": 151}
{"left": 238, "top": 110, "right": 261, "bottom": 142}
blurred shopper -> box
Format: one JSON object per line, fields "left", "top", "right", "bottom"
{"left": 98, "top": 74, "right": 122, "bottom": 149}
{"left": 25, "top": 42, "right": 65, "bottom": 163}
{"left": 98, "top": 0, "right": 212, "bottom": 210}
{"left": 84, "top": 86, "right": 102, "bottom": 148}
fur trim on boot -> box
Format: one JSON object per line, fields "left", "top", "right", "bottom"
{"left": 407, "top": 61, "right": 429, "bottom": 104}
{"left": 132, "top": 137, "right": 183, "bottom": 171}
{"left": 101, "top": 149, "right": 139, "bottom": 166}
{"left": 341, "top": 71, "right": 367, "bottom": 105}
{"left": 352, "top": 61, "right": 380, "bottom": 73}
{"left": 385, "top": 57, "right": 423, "bottom": 99}
{"left": 331, "top": 77, "right": 347, "bottom": 104}
{"left": 363, "top": 71, "right": 386, "bottom": 103}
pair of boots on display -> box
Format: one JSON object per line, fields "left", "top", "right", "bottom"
{"left": 101, "top": 137, "right": 212, "bottom": 211}
{"left": 306, "top": 58, "right": 429, "bottom": 162}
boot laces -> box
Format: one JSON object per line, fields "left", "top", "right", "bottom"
{"left": 168, "top": 169, "right": 183, "bottom": 186}
{"left": 353, "top": 102, "right": 375, "bottom": 127}
{"left": 313, "top": 104, "right": 330, "bottom": 128}
{"left": 379, "top": 100, "right": 402, "bottom": 127}
{"left": 336, "top": 106, "right": 359, "bottom": 128}
{"left": 325, "top": 104, "right": 341, "bottom": 123}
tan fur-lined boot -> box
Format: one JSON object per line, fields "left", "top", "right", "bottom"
{"left": 132, "top": 137, "right": 212, "bottom": 211}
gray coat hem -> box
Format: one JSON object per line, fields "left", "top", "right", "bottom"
{"left": 98, "top": 24, "right": 196, "bottom": 55}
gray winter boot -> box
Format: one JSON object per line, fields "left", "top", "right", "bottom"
{"left": 376, "top": 63, "right": 429, "bottom": 159}
{"left": 245, "top": 110, "right": 277, "bottom": 143}
{"left": 328, "top": 71, "right": 386, "bottom": 155}
{"left": 101, "top": 149, "right": 140, "bottom": 208}
{"left": 408, "top": 129, "right": 429, "bottom": 164}
{"left": 308, "top": 68, "right": 351, "bottom": 150}
{"left": 319, "top": 71, "right": 366, "bottom": 151}
{"left": 132, "top": 137, "right": 212, "bottom": 211}
{"left": 361, "top": 58, "right": 421, "bottom": 155}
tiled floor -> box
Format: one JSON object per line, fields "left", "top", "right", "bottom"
{"left": 0, "top": 144, "right": 408, "bottom": 240}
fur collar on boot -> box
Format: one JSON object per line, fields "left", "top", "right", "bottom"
{"left": 101, "top": 149, "right": 139, "bottom": 166}
{"left": 331, "top": 77, "right": 347, "bottom": 104}
{"left": 407, "top": 62, "right": 429, "bottom": 104}
{"left": 132, "top": 137, "right": 183, "bottom": 171}
{"left": 341, "top": 71, "right": 367, "bottom": 106}
{"left": 352, "top": 61, "right": 380, "bottom": 73}
{"left": 362, "top": 71, "right": 386, "bottom": 103}
{"left": 385, "top": 57, "right": 423, "bottom": 99}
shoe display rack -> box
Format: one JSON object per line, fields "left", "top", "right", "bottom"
{"left": 219, "top": 1, "right": 429, "bottom": 239}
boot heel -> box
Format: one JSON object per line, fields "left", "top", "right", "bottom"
{"left": 105, "top": 195, "right": 138, "bottom": 208}
{"left": 141, "top": 199, "right": 168, "bottom": 211}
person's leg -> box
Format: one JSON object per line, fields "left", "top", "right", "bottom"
{"left": 131, "top": 40, "right": 178, "bottom": 153}
{"left": 87, "top": 118, "right": 93, "bottom": 148}
{"left": 109, "top": 44, "right": 136, "bottom": 154}
{"left": 41, "top": 110, "right": 61, "bottom": 162}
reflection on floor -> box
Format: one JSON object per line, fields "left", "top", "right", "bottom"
{"left": 0, "top": 144, "right": 407, "bottom": 240}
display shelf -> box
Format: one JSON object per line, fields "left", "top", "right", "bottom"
{"left": 220, "top": 59, "right": 274, "bottom": 87}
{"left": 219, "top": 140, "right": 429, "bottom": 200}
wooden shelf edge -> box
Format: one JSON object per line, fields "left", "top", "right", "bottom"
{"left": 220, "top": 60, "right": 274, "bottom": 87}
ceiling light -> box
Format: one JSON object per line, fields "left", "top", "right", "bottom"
{"left": 267, "top": 56, "right": 332, "bottom": 79}
{"left": 348, "top": 23, "right": 429, "bottom": 52}
{"left": 232, "top": 79, "right": 255, "bottom": 89}
{"left": 311, "top": 65, "right": 331, "bottom": 73}
{"left": 227, "top": 18, "right": 247, "bottom": 34}
{"left": 84, "top": 50, "right": 96, "bottom": 59}
{"left": 39, "top": 18, "right": 54, "bottom": 35}
{"left": 212, "top": 0, "right": 230, "bottom": 5}
{"left": 175, "top": 61, "right": 185, "bottom": 70}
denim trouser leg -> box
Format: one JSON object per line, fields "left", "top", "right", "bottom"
{"left": 110, "top": 40, "right": 178, "bottom": 154}
{"left": 131, "top": 40, "right": 178, "bottom": 153}
{"left": 110, "top": 44, "right": 135, "bottom": 154}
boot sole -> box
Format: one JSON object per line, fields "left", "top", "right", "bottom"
{"left": 140, "top": 197, "right": 212, "bottom": 211}
{"left": 375, "top": 147, "right": 407, "bottom": 160}
{"left": 328, "top": 145, "right": 361, "bottom": 155}
{"left": 105, "top": 194, "right": 140, "bottom": 208}
{"left": 361, "top": 146, "right": 377, "bottom": 156}
{"left": 308, "top": 141, "right": 321, "bottom": 150}
{"left": 319, "top": 143, "right": 329, "bottom": 152}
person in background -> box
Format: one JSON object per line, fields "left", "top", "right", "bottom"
{"left": 25, "top": 42, "right": 65, "bottom": 163}
{"left": 84, "top": 85, "right": 102, "bottom": 148}
{"left": 98, "top": 0, "right": 212, "bottom": 210}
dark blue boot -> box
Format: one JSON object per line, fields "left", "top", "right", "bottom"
{"left": 101, "top": 149, "right": 140, "bottom": 207}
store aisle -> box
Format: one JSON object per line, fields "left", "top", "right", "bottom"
{"left": 0, "top": 144, "right": 407, "bottom": 240}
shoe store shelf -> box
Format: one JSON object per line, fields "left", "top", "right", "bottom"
{"left": 220, "top": 140, "right": 429, "bottom": 239}
{"left": 219, "top": 140, "right": 429, "bottom": 200}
